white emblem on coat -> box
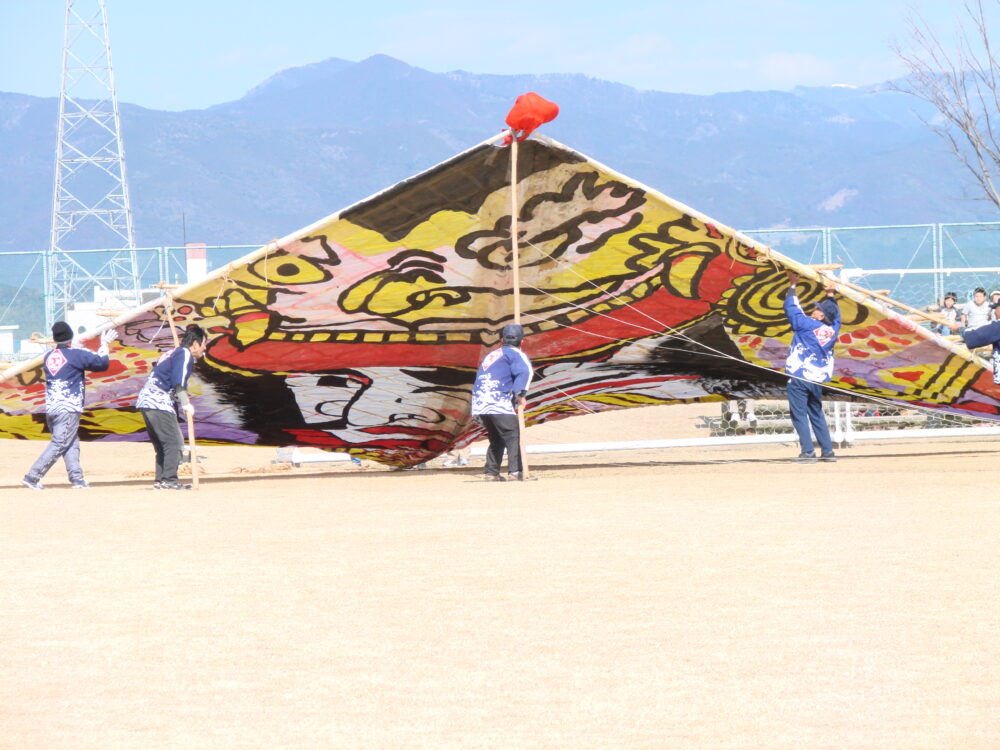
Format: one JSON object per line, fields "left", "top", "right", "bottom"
{"left": 46, "top": 349, "right": 67, "bottom": 376}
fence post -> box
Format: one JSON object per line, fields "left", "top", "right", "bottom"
{"left": 42, "top": 245, "right": 52, "bottom": 328}
{"left": 934, "top": 223, "right": 943, "bottom": 303}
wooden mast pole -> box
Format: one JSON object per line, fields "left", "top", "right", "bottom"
{"left": 509, "top": 134, "right": 530, "bottom": 480}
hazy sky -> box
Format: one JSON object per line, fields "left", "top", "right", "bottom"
{"left": 0, "top": 0, "right": 985, "bottom": 111}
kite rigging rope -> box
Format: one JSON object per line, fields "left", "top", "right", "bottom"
{"left": 514, "top": 239, "right": 995, "bottom": 426}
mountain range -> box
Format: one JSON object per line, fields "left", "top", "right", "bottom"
{"left": 1, "top": 53, "right": 996, "bottom": 255}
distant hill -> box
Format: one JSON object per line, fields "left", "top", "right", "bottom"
{"left": 0, "top": 54, "right": 996, "bottom": 257}
{"left": 0, "top": 282, "right": 45, "bottom": 336}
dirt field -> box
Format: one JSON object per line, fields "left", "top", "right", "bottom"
{"left": 2, "top": 404, "right": 998, "bottom": 749}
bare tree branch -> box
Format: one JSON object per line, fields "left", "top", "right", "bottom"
{"left": 891, "top": 0, "right": 1000, "bottom": 213}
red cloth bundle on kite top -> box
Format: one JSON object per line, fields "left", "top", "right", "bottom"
{"left": 503, "top": 92, "right": 559, "bottom": 143}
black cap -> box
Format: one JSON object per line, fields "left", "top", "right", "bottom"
{"left": 51, "top": 321, "right": 73, "bottom": 343}
{"left": 944, "top": 291, "right": 957, "bottom": 300}
{"left": 501, "top": 323, "right": 524, "bottom": 347}
{"left": 816, "top": 299, "right": 838, "bottom": 325}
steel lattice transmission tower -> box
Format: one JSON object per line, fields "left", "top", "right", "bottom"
{"left": 47, "top": 0, "right": 139, "bottom": 327}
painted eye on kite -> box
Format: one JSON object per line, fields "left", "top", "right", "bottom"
{"left": 248, "top": 254, "right": 332, "bottom": 285}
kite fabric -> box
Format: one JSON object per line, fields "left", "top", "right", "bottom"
{"left": 2, "top": 135, "right": 999, "bottom": 466}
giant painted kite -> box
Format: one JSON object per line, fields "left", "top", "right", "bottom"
{"left": 2, "top": 133, "right": 999, "bottom": 465}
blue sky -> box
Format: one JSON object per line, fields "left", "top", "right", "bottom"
{"left": 0, "top": 0, "right": 981, "bottom": 111}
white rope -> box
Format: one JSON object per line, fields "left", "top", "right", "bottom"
{"left": 515, "top": 239, "right": 995, "bottom": 425}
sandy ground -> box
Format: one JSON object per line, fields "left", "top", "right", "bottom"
{"left": 1, "top": 404, "right": 998, "bottom": 749}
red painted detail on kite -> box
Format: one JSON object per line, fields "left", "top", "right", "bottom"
{"left": 838, "top": 334, "right": 852, "bottom": 344}
{"left": 868, "top": 340, "right": 889, "bottom": 353}
{"left": 705, "top": 223, "right": 723, "bottom": 239}
{"left": 882, "top": 319, "right": 913, "bottom": 334}
{"left": 889, "top": 337, "right": 912, "bottom": 346}
{"left": 285, "top": 427, "right": 451, "bottom": 457}
{"left": 840, "top": 377, "right": 858, "bottom": 385}
{"left": 892, "top": 370, "right": 922, "bottom": 382}
{"left": 847, "top": 348, "right": 870, "bottom": 358}
{"left": 208, "top": 337, "right": 482, "bottom": 371}
{"left": 683, "top": 255, "right": 755, "bottom": 306}
{"left": 952, "top": 399, "right": 999, "bottom": 415}
{"left": 234, "top": 312, "right": 269, "bottom": 324}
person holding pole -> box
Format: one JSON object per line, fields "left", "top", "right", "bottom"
{"left": 471, "top": 323, "right": 533, "bottom": 481}
{"left": 22, "top": 322, "right": 117, "bottom": 490}
{"left": 136, "top": 324, "right": 207, "bottom": 490}
{"left": 784, "top": 271, "right": 841, "bottom": 464}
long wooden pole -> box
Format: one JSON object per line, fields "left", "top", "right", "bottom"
{"left": 509, "top": 135, "right": 530, "bottom": 481}
{"left": 162, "top": 295, "right": 199, "bottom": 490}
{"left": 836, "top": 276, "right": 955, "bottom": 329}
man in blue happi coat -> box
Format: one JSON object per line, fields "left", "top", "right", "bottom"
{"left": 471, "top": 323, "right": 533, "bottom": 481}
{"left": 23, "top": 321, "right": 117, "bottom": 489}
{"left": 784, "top": 271, "right": 840, "bottom": 464}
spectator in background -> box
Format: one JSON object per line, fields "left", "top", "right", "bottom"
{"left": 990, "top": 289, "right": 1000, "bottom": 311}
{"left": 721, "top": 400, "right": 758, "bottom": 432}
{"left": 442, "top": 445, "right": 471, "bottom": 467}
{"left": 961, "top": 287, "right": 991, "bottom": 331}
{"left": 935, "top": 292, "right": 960, "bottom": 335}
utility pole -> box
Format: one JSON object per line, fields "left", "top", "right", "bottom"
{"left": 48, "top": 0, "right": 139, "bottom": 327}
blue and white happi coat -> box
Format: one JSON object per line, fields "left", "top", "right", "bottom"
{"left": 43, "top": 345, "right": 110, "bottom": 414}
{"left": 471, "top": 346, "right": 533, "bottom": 416}
{"left": 136, "top": 346, "right": 195, "bottom": 413}
{"left": 783, "top": 293, "right": 841, "bottom": 383}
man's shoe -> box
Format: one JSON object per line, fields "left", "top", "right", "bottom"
{"left": 507, "top": 472, "right": 523, "bottom": 481}
{"left": 820, "top": 453, "right": 837, "bottom": 462}
{"left": 70, "top": 481, "right": 91, "bottom": 489}
{"left": 159, "top": 480, "right": 192, "bottom": 490}
{"left": 794, "top": 453, "right": 817, "bottom": 464}
{"left": 22, "top": 476, "right": 44, "bottom": 490}
{"left": 483, "top": 473, "right": 506, "bottom": 482}
{"left": 442, "top": 458, "right": 459, "bottom": 467}
{"left": 458, "top": 457, "right": 469, "bottom": 466}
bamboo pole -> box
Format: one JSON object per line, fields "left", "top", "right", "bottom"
{"left": 509, "top": 135, "right": 531, "bottom": 481}
{"left": 162, "top": 295, "right": 200, "bottom": 490}
{"left": 836, "top": 277, "right": 955, "bottom": 329}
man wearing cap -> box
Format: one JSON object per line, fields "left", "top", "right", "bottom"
{"left": 136, "top": 324, "right": 207, "bottom": 490}
{"left": 961, "top": 288, "right": 991, "bottom": 331}
{"left": 471, "top": 323, "right": 533, "bottom": 481}
{"left": 22, "top": 321, "right": 117, "bottom": 490}
{"left": 783, "top": 271, "right": 840, "bottom": 463}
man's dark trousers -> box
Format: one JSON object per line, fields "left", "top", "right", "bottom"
{"left": 141, "top": 408, "right": 184, "bottom": 483}
{"left": 787, "top": 377, "right": 834, "bottom": 456}
{"left": 480, "top": 413, "right": 522, "bottom": 476}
